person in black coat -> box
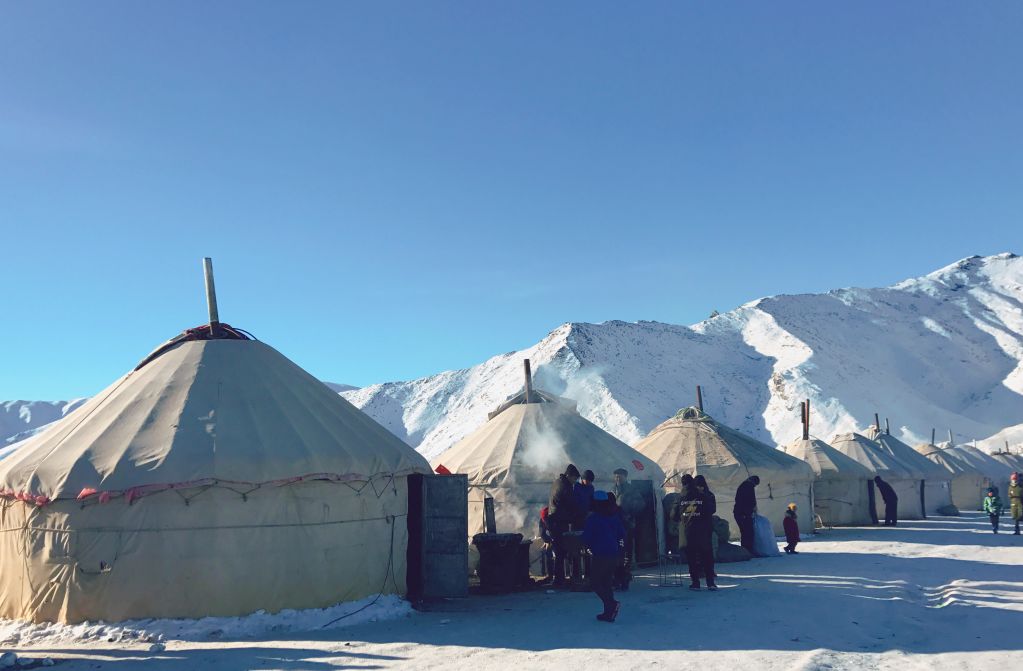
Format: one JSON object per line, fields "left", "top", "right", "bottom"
{"left": 681, "top": 474, "right": 717, "bottom": 590}
{"left": 548, "top": 464, "right": 582, "bottom": 584}
{"left": 733, "top": 475, "right": 760, "bottom": 554}
{"left": 874, "top": 476, "right": 899, "bottom": 526}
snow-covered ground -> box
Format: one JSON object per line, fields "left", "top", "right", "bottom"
{"left": 5, "top": 512, "right": 1020, "bottom": 670}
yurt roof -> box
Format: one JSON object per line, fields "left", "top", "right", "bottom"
{"left": 914, "top": 443, "right": 980, "bottom": 476}
{"left": 830, "top": 432, "right": 918, "bottom": 479}
{"left": 782, "top": 437, "right": 874, "bottom": 481}
{"left": 432, "top": 391, "right": 662, "bottom": 488}
{"left": 0, "top": 328, "right": 430, "bottom": 503}
{"left": 634, "top": 407, "right": 813, "bottom": 485}
{"left": 863, "top": 427, "right": 936, "bottom": 479}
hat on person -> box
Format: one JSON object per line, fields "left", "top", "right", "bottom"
{"left": 593, "top": 490, "right": 609, "bottom": 501}
{"left": 565, "top": 464, "right": 581, "bottom": 478}
{"left": 613, "top": 468, "right": 629, "bottom": 477}
{"left": 787, "top": 502, "right": 797, "bottom": 511}
{"left": 694, "top": 475, "right": 708, "bottom": 488}
{"left": 749, "top": 475, "right": 761, "bottom": 485}
{"left": 583, "top": 470, "right": 595, "bottom": 482}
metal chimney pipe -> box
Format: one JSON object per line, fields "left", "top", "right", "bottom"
{"left": 948, "top": 428, "right": 954, "bottom": 444}
{"left": 523, "top": 359, "right": 533, "bottom": 403}
{"left": 874, "top": 413, "right": 880, "bottom": 434}
{"left": 203, "top": 257, "right": 220, "bottom": 330}
{"left": 696, "top": 385, "right": 704, "bottom": 413}
{"left": 931, "top": 428, "right": 936, "bottom": 446}
{"left": 885, "top": 417, "right": 890, "bottom": 435}
{"left": 804, "top": 398, "right": 810, "bottom": 440}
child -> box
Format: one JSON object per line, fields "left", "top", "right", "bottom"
{"left": 581, "top": 490, "right": 625, "bottom": 623}
{"left": 783, "top": 502, "right": 800, "bottom": 554}
{"left": 983, "top": 489, "right": 1003, "bottom": 534}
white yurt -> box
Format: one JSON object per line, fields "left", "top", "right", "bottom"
{"left": 866, "top": 425, "right": 954, "bottom": 514}
{"left": 914, "top": 442, "right": 989, "bottom": 511}
{"left": 431, "top": 364, "right": 665, "bottom": 561}
{"left": 0, "top": 263, "right": 431, "bottom": 624}
{"left": 783, "top": 437, "right": 874, "bottom": 526}
{"left": 830, "top": 432, "right": 925, "bottom": 520}
{"left": 633, "top": 407, "right": 815, "bottom": 539}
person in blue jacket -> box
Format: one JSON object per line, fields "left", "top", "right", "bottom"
{"left": 582, "top": 490, "right": 626, "bottom": 623}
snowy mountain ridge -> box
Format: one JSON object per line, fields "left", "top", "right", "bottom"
{"left": 343, "top": 253, "right": 1023, "bottom": 459}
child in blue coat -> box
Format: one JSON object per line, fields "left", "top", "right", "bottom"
{"left": 581, "top": 490, "right": 625, "bottom": 622}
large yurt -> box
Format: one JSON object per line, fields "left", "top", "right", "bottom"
{"left": 0, "top": 262, "right": 431, "bottom": 624}
{"left": 634, "top": 407, "right": 815, "bottom": 539}
{"left": 914, "top": 442, "right": 989, "bottom": 511}
{"left": 989, "top": 450, "right": 1023, "bottom": 484}
{"left": 866, "top": 425, "right": 954, "bottom": 514}
{"left": 431, "top": 363, "right": 665, "bottom": 562}
{"left": 783, "top": 437, "right": 874, "bottom": 526}
{"left": 830, "top": 432, "right": 925, "bottom": 520}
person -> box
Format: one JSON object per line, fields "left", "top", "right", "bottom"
{"left": 574, "top": 470, "right": 596, "bottom": 522}
{"left": 611, "top": 468, "right": 645, "bottom": 590}
{"left": 733, "top": 475, "right": 760, "bottom": 554}
{"left": 783, "top": 503, "right": 800, "bottom": 553}
{"left": 548, "top": 464, "right": 582, "bottom": 585}
{"left": 538, "top": 505, "right": 555, "bottom": 580}
{"left": 874, "top": 476, "right": 898, "bottom": 526}
{"left": 581, "top": 490, "right": 625, "bottom": 623}
{"left": 680, "top": 474, "right": 717, "bottom": 591}
{"left": 1008, "top": 472, "right": 1021, "bottom": 536}
{"left": 983, "top": 489, "right": 1003, "bottom": 534}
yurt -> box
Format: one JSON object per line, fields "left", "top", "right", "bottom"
{"left": 866, "top": 424, "right": 954, "bottom": 514}
{"left": 0, "top": 261, "right": 431, "bottom": 624}
{"left": 783, "top": 437, "right": 874, "bottom": 526}
{"left": 830, "top": 432, "right": 925, "bottom": 520}
{"left": 951, "top": 445, "right": 1009, "bottom": 498}
{"left": 914, "top": 442, "right": 989, "bottom": 511}
{"left": 634, "top": 407, "right": 815, "bottom": 539}
{"left": 431, "top": 361, "right": 666, "bottom": 563}
{"left": 989, "top": 450, "right": 1023, "bottom": 481}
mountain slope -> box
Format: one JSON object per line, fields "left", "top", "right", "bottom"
{"left": 1, "top": 400, "right": 88, "bottom": 446}
{"left": 344, "top": 253, "right": 1023, "bottom": 459}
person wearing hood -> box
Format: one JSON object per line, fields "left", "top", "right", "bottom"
{"left": 574, "top": 470, "right": 596, "bottom": 522}
{"left": 680, "top": 474, "right": 717, "bottom": 590}
{"left": 581, "top": 490, "right": 625, "bottom": 623}
{"left": 874, "top": 476, "right": 899, "bottom": 526}
{"left": 733, "top": 475, "right": 760, "bottom": 554}
{"left": 1009, "top": 472, "right": 1022, "bottom": 536}
{"left": 548, "top": 464, "right": 582, "bottom": 585}
{"left": 783, "top": 503, "right": 800, "bottom": 553}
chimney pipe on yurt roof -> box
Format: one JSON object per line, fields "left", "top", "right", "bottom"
{"left": 885, "top": 417, "right": 891, "bottom": 435}
{"left": 931, "top": 428, "right": 936, "bottom": 446}
{"left": 523, "top": 359, "right": 533, "bottom": 404}
{"left": 696, "top": 385, "right": 704, "bottom": 413}
{"left": 873, "top": 413, "right": 880, "bottom": 433}
{"left": 802, "top": 399, "right": 810, "bottom": 441}
{"left": 203, "top": 257, "right": 220, "bottom": 332}
{"left": 948, "top": 428, "right": 954, "bottom": 444}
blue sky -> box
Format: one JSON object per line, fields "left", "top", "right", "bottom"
{"left": 2, "top": 2, "right": 1021, "bottom": 399}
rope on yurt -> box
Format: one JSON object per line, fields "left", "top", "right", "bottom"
{"left": 320, "top": 514, "right": 398, "bottom": 628}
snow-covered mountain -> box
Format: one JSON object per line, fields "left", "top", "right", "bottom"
{"left": 344, "top": 253, "right": 1023, "bottom": 460}
{"left": 1, "top": 400, "right": 88, "bottom": 446}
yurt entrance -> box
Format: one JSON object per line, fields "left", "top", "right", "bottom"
{"left": 406, "top": 473, "right": 469, "bottom": 600}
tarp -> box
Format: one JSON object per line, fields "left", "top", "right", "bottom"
{"left": 0, "top": 337, "right": 431, "bottom": 623}
{"left": 829, "top": 433, "right": 924, "bottom": 520}
{"left": 753, "top": 513, "right": 782, "bottom": 557}
{"left": 633, "top": 408, "right": 815, "bottom": 539}
{"left": 782, "top": 437, "right": 874, "bottom": 526}
{"left": 430, "top": 390, "right": 666, "bottom": 555}
{"left": 914, "top": 443, "right": 990, "bottom": 511}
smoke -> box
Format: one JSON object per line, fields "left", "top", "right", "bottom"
{"left": 519, "top": 421, "right": 570, "bottom": 474}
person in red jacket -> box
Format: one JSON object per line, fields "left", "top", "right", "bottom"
{"left": 783, "top": 503, "right": 800, "bottom": 554}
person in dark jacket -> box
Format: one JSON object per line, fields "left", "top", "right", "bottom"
{"left": 574, "top": 470, "right": 596, "bottom": 522}
{"left": 548, "top": 464, "right": 582, "bottom": 584}
{"left": 733, "top": 475, "right": 760, "bottom": 554}
{"left": 874, "top": 476, "right": 898, "bottom": 526}
{"left": 783, "top": 503, "right": 800, "bottom": 554}
{"left": 680, "top": 474, "right": 717, "bottom": 590}
{"left": 581, "top": 490, "right": 625, "bottom": 623}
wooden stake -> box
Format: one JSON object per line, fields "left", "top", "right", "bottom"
{"left": 696, "top": 385, "right": 704, "bottom": 413}
{"left": 202, "top": 257, "right": 220, "bottom": 329}
{"left": 523, "top": 359, "right": 533, "bottom": 403}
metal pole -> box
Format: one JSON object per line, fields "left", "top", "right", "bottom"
{"left": 804, "top": 398, "right": 810, "bottom": 440}
{"left": 874, "top": 413, "right": 880, "bottom": 434}
{"left": 885, "top": 417, "right": 890, "bottom": 435}
{"left": 523, "top": 359, "right": 533, "bottom": 403}
{"left": 948, "top": 428, "right": 954, "bottom": 444}
{"left": 696, "top": 385, "right": 704, "bottom": 413}
{"left": 203, "top": 257, "right": 220, "bottom": 329}
{"left": 931, "top": 428, "right": 936, "bottom": 446}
